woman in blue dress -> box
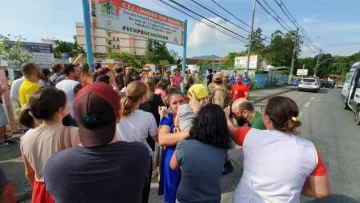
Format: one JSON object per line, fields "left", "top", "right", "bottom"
{"left": 158, "top": 89, "right": 190, "bottom": 203}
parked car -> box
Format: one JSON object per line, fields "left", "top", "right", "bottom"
{"left": 298, "top": 78, "right": 320, "bottom": 93}
{"left": 321, "top": 81, "right": 334, "bottom": 88}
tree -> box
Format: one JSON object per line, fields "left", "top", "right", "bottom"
{"left": 222, "top": 52, "right": 247, "bottom": 69}
{"left": 196, "top": 60, "right": 210, "bottom": 75}
{"left": 143, "top": 39, "right": 177, "bottom": 64}
{"left": 53, "top": 40, "right": 85, "bottom": 58}
{"left": 106, "top": 51, "right": 143, "bottom": 69}
{"left": 249, "top": 28, "right": 265, "bottom": 53}
{"left": 0, "top": 34, "right": 32, "bottom": 68}
{"left": 259, "top": 30, "right": 302, "bottom": 67}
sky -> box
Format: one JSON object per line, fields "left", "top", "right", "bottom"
{"left": 1, "top": 0, "right": 360, "bottom": 58}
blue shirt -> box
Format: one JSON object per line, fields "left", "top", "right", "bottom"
{"left": 231, "top": 75, "right": 236, "bottom": 84}
{"left": 242, "top": 76, "right": 250, "bottom": 84}
{"left": 159, "top": 113, "right": 181, "bottom": 203}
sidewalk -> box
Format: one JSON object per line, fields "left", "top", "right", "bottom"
{"left": 249, "top": 86, "right": 296, "bottom": 103}
{"left": 4, "top": 86, "right": 297, "bottom": 203}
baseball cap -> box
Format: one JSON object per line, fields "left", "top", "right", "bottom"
{"left": 73, "top": 83, "right": 120, "bottom": 148}
{"left": 212, "top": 72, "right": 223, "bottom": 83}
{"left": 188, "top": 84, "right": 208, "bottom": 99}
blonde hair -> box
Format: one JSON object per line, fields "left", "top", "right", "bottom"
{"left": 144, "top": 77, "right": 155, "bottom": 101}
{"left": 121, "top": 81, "right": 147, "bottom": 117}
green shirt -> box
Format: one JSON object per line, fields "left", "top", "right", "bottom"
{"left": 250, "top": 111, "right": 266, "bottom": 130}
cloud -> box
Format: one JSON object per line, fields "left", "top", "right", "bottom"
{"left": 301, "top": 17, "right": 321, "bottom": 24}
{"left": 187, "top": 17, "right": 236, "bottom": 48}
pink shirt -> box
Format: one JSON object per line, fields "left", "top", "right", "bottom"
{"left": 155, "top": 89, "right": 166, "bottom": 98}
{"left": 172, "top": 75, "right": 182, "bottom": 87}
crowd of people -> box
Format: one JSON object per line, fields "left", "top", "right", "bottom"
{"left": 0, "top": 60, "right": 330, "bottom": 203}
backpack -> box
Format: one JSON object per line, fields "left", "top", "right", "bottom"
{"left": 49, "top": 75, "right": 61, "bottom": 86}
{"left": 208, "top": 87, "right": 232, "bottom": 109}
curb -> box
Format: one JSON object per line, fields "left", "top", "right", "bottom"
{"left": 251, "top": 89, "right": 294, "bottom": 104}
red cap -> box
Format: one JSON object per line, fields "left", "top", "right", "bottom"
{"left": 73, "top": 83, "right": 120, "bottom": 148}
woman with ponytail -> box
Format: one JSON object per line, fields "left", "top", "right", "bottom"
{"left": 19, "top": 87, "right": 79, "bottom": 203}
{"left": 116, "top": 81, "right": 159, "bottom": 203}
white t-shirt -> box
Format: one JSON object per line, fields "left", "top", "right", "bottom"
{"left": 56, "top": 79, "right": 81, "bottom": 117}
{"left": 116, "top": 110, "right": 158, "bottom": 155}
{"left": 232, "top": 128, "right": 319, "bottom": 203}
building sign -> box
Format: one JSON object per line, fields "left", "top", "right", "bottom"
{"left": 92, "top": 0, "right": 185, "bottom": 46}
{"left": 7, "top": 41, "right": 55, "bottom": 69}
{"left": 234, "top": 55, "right": 258, "bottom": 69}
{"left": 296, "top": 69, "right": 308, "bottom": 76}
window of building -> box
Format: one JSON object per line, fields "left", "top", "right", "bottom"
{"left": 117, "top": 45, "right": 120, "bottom": 48}
{"left": 108, "top": 41, "right": 111, "bottom": 45}
{"left": 113, "top": 37, "right": 115, "bottom": 40}
{"left": 113, "top": 45, "right": 115, "bottom": 48}
{"left": 117, "top": 37, "right": 119, "bottom": 41}
{"left": 108, "top": 33, "right": 111, "bottom": 37}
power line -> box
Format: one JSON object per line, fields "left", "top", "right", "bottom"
{"left": 156, "top": 0, "right": 248, "bottom": 43}
{"left": 211, "top": 0, "right": 272, "bottom": 41}
{"left": 256, "top": 0, "right": 291, "bottom": 32}
{"left": 256, "top": 0, "right": 317, "bottom": 53}
{"left": 183, "top": 0, "right": 271, "bottom": 44}
{"left": 168, "top": 0, "right": 248, "bottom": 40}
{"left": 260, "top": 0, "right": 293, "bottom": 31}
{"left": 211, "top": 0, "right": 250, "bottom": 28}
{"left": 187, "top": 0, "right": 249, "bottom": 33}
{"left": 274, "top": 0, "right": 319, "bottom": 51}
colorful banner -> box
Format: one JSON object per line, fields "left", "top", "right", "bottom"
{"left": 92, "top": 0, "right": 185, "bottom": 46}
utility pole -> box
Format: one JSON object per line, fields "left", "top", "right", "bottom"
{"left": 288, "top": 27, "right": 299, "bottom": 84}
{"left": 314, "top": 49, "right": 322, "bottom": 77}
{"left": 302, "top": 64, "right": 305, "bottom": 77}
{"left": 246, "top": 0, "right": 257, "bottom": 73}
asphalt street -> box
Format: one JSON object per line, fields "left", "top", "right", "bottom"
{"left": 2, "top": 88, "right": 360, "bottom": 203}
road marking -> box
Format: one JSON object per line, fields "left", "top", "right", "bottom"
{"left": 299, "top": 112, "right": 303, "bottom": 117}
{"left": 304, "top": 101, "right": 310, "bottom": 108}
{"left": 310, "top": 96, "right": 315, "bottom": 101}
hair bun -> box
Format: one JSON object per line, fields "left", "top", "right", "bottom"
{"left": 285, "top": 119, "right": 301, "bottom": 133}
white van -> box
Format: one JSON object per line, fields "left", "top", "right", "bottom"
{"left": 341, "top": 62, "right": 360, "bottom": 125}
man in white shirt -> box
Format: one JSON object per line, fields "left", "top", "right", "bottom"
{"left": 55, "top": 64, "right": 82, "bottom": 127}
{"left": 10, "top": 76, "right": 25, "bottom": 107}
{"left": 10, "top": 76, "right": 43, "bottom": 107}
